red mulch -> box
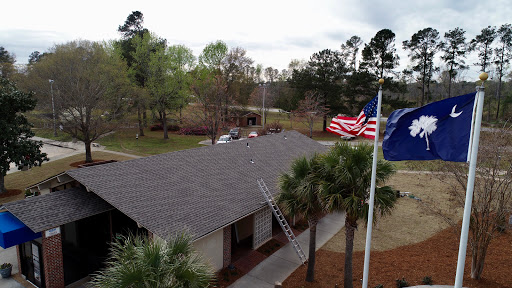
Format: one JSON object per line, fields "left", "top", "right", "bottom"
{"left": 215, "top": 266, "right": 244, "bottom": 288}
{"left": 0, "top": 189, "right": 22, "bottom": 199}
{"left": 257, "top": 238, "right": 285, "bottom": 257}
{"left": 283, "top": 227, "right": 512, "bottom": 288}
{"left": 69, "top": 159, "right": 106, "bottom": 167}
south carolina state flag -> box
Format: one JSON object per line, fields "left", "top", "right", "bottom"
{"left": 326, "top": 95, "right": 379, "bottom": 139}
{"left": 383, "top": 92, "right": 477, "bottom": 162}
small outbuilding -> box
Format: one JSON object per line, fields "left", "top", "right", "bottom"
{"left": 233, "top": 111, "right": 262, "bottom": 127}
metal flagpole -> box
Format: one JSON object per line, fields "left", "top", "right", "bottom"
{"left": 467, "top": 90, "right": 479, "bottom": 162}
{"left": 454, "top": 72, "right": 487, "bottom": 288}
{"left": 362, "top": 79, "right": 384, "bottom": 288}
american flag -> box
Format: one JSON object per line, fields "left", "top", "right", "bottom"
{"left": 326, "top": 95, "right": 379, "bottom": 139}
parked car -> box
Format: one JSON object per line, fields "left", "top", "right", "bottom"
{"left": 217, "top": 135, "right": 232, "bottom": 144}
{"left": 229, "top": 127, "right": 241, "bottom": 139}
{"left": 248, "top": 131, "right": 258, "bottom": 138}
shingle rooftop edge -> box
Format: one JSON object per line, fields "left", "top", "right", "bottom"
{"left": 5, "top": 186, "right": 114, "bottom": 232}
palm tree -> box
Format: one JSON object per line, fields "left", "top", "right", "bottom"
{"left": 409, "top": 115, "right": 438, "bottom": 150}
{"left": 277, "top": 154, "right": 323, "bottom": 282}
{"left": 319, "top": 142, "right": 396, "bottom": 288}
{"left": 90, "top": 232, "right": 215, "bottom": 288}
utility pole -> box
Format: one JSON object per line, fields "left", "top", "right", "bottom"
{"left": 49, "top": 79, "right": 57, "bottom": 137}
{"left": 259, "top": 83, "right": 267, "bottom": 129}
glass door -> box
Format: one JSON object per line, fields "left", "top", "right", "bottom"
{"left": 20, "top": 239, "right": 45, "bottom": 288}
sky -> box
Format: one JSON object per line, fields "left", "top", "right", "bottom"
{"left": 1, "top": 0, "right": 510, "bottom": 81}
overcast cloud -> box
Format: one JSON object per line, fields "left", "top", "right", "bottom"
{"left": 1, "top": 0, "right": 510, "bottom": 81}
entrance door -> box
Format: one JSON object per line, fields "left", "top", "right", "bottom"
{"left": 20, "top": 239, "right": 45, "bottom": 288}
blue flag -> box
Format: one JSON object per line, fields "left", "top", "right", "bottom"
{"left": 383, "top": 92, "right": 477, "bottom": 162}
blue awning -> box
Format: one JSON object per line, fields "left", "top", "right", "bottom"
{"left": 0, "top": 212, "right": 41, "bottom": 249}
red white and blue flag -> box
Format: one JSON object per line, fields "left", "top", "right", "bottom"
{"left": 326, "top": 95, "right": 378, "bottom": 139}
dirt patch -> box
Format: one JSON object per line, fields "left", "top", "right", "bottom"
{"left": 69, "top": 159, "right": 107, "bottom": 167}
{"left": 0, "top": 189, "right": 23, "bottom": 200}
{"left": 283, "top": 228, "right": 512, "bottom": 288}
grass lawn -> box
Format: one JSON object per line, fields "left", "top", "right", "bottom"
{"left": 96, "top": 128, "right": 208, "bottom": 157}
{"left": 1, "top": 151, "right": 135, "bottom": 204}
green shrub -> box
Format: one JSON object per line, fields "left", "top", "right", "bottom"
{"left": 24, "top": 189, "right": 33, "bottom": 198}
{"left": 422, "top": 276, "right": 433, "bottom": 285}
{"left": 395, "top": 277, "right": 409, "bottom": 287}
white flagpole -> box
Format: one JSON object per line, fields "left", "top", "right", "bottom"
{"left": 362, "top": 79, "right": 384, "bottom": 288}
{"left": 454, "top": 72, "right": 487, "bottom": 288}
{"left": 466, "top": 90, "right": 479, "bottom": 162}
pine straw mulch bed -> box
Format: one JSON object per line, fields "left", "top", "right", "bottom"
{"left": 283, "top": 227, "right": 512, "bottom": 288}
{"left": 0, "top": 189, "right": 23, "bottom": 200}
{"left": 69, "top": 159, "right": 107, "bottom": 167}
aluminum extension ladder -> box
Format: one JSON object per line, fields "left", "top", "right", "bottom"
{"left": 257, "top": 178, "right": 307, "bottom": 264}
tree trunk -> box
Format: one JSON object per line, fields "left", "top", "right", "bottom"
{"left": 344, "top": 217, "right": 356, "bottom": 288}
{"left": 306, "top": 219, "right": 318, "bottom": 282}
{"left": 496, "top": 78, "right": 502, "bottom": 120}
{"left": 323, "top": 115, "right": 327, "bottom": 132}
{"left": 143, "top": 110, "right": 147, "bottom": 128}
{"left": 85, "top": 141, "right": 93, "bottom": 163}
{"left": 448, "top": 74, "right": 453, "bottom": 99}
{"left": 137, "top": 106, "right": 144, "bottom": 137}
{"left": 421, "top": 79, "right": 425, "bottom": 106}
{"left": 163, "top": 110, "right": 168, "bottom": 140}
{"left": 471, "top": 247, "right": 487, "bottom": 279}
{"left": 0, "top": 173, "right": 6, "bottom": 194}
{"left": 487, "top": 96, "right": 491, "bottom": 122}
{"left": 470, "top": 238, "right": 489, "bottom": 280}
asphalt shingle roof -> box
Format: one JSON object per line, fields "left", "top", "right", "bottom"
{"left": 66, "top": 130, "right": 328, "bottom": 240}
{"left": 5, "top": 187, "right": 114, "bottom": 232}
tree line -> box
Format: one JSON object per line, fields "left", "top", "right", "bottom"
{"left": 1, "top": 11, "right": 511, "bottom": 160}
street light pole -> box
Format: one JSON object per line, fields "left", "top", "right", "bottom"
{"left": 259, "top": 83, "right": 267, "bottom": 128}
{"left": 49, "top": 79, "right": 57, "bottom": 137}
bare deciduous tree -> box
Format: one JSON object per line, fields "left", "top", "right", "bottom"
{"left": 292, "top": 91, "right": 329, "bottom": 138}
{"left": 424, "top": 125, "right": 512, "bottom": 279}
{"left": 188, "top": 69, "right": 228, "bottom": 145}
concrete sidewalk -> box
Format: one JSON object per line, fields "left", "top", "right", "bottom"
{"left": 0, "top": 246, "right": 23, "bottom": 288}
{"left": 228, "top": 212, "right": 346, "bottom": 288}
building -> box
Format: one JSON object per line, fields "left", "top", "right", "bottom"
{"left": 233, "top": 111, "right": 262, "bottom": 127}
{"left": 0, "top": 131, "right": 327, "bottom": 287}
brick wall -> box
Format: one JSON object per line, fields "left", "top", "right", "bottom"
{"left": 16, "top": 245, "right": 22, "bottom": 275}
{"left": 223, "top": 225, "right": 231, "bottom": 268}
{"left": 42, "top": 228, "right": 65, "bottom": 288}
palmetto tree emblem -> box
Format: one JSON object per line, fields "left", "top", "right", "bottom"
{"left": 409, "top": 115, "right": 438, "bottom": 150}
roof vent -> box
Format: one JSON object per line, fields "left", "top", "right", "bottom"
{"left": 246, "top": 143, "right": 250, "bottom": 148}
{"left": 284, "top": 135, "right": 287, "bottom": 140}
{"left": 250, "top": 159, "right": 254, "bottom": 164}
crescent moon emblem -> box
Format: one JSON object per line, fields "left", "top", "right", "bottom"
{"left": 450, "top": 105, "right": 462, "bottom": 118}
